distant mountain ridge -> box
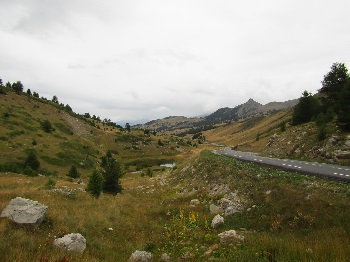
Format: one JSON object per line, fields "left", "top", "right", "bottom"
{"left": 134, "top": 98, "right": 299, "bottom": 133}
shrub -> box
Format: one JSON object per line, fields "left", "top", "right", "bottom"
{"left": 279, "top": 121, "right": 286, "bottom": 132}
{"left": 318, "top": 125, "right": 328, "bottom": 141}
{"left": 2, "top": 112, "right": 10, "bottom": 118}
{"left": 45, "top": 178, "right": 56, "bottom": 189}
{"left": 0, "top": 162, "right": 22, "bottom": 173}
{"left": 41, "top": 120, "right": 53, "bottom": 133}
{"left": 0, "top": 86, "right": 6, "bottom": 94}
{"left": 158, "top": 139, "right": 164, "bottom": 146}
{"left": 141, "top": 167, "right": 153, "bottom": 178}
{"left": 23, "top": 166, "right": 38, "bottom": 177}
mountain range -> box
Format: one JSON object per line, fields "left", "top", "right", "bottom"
{"left": 134, "top": 98, "right": 298, "bottom": 134}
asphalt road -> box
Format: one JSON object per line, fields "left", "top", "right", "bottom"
{"left": 215, "top": 149, "right": 350, "bottom": 182}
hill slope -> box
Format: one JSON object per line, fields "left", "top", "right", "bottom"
{"left": 0, "top": 90, "right": 190, "bottom": 177}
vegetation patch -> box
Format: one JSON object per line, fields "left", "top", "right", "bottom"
{"left": 54, "top": 122, "right": 73, "bottom": 135}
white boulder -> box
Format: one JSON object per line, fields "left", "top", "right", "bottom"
{"left": 53, "top": 233, "right": 86, "bottom": 253}
{"left": 0, "top": 197, "right": 48, "bottom": 228}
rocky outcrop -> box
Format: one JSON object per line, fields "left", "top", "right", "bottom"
{"left": 333, "top": 150, "right": 350, "bottom": 159}
{"left": 0, "top": 197, "right": 48, "bottom": 228}
{"left": 128, "top": 250, "right": 153, "bottom": 262}
{"left": 53, "top": 233, "right": 86, "bottom": 253}
{"left": 211, "top": 192, "right": 244, "bottom": 216}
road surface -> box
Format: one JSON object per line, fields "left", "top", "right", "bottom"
{"left": 215, "top": 149, "right": 350, "bottom": 182}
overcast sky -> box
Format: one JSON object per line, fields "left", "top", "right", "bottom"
{"left": 1, "top": 0, "right": 350, "bottom": 124}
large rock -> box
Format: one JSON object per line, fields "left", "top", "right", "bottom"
{"left": 211, "top": 214, "right": 224, "bottom": 228}
{"left": 0, "top": 197, "right": 48, "bottom": 228}
{"left": 218, "top": 230, "right": 244, "bottom": 244}
{"left": 53, "top": 233, "right": 86, "bottom": 253}
{"left": 128, "top": 250, "right": 152, "bottom": 262}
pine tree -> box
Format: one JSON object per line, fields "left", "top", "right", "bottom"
{"left": 87, "top": 170, "right": 104, "bottom": 198}
{"left": 24, "top": 151, "right": 40, "bottom": 171}
{"left": 292, "top": 91, "right": 320, "bottom": 125}
{"left": 101, "top": 151, "right": 123, "bottom": 195}
{"left": 337, "top": 80, "right": 350, "bottom": 130}
{"left": 67, "top": 165, "right": 80, "bottom": 178}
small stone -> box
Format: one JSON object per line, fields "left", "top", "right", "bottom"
{"left": 218, "top": 230, "right": 244, "bottom": 244}
{"left": 190, "top": 199, "right": 200, "bottom": 205}
{"left": 159, "top": 253, "right": 171, "bottom": 261}
{"left": 128, "top": 250, "right": 152, "bottom": 262}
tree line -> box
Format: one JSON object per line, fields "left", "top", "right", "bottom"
{"left": 292, "top": 62, "right": 350, "bottom": 138}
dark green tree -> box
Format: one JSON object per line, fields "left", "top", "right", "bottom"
{"left": 5, "top": 82, "right": 11, "bottom": 89}
{"left": 0, "top": 78, "right": 3, "bottom": 86}
{"left": 65, "top": 104, "right": 73, "bottom": 112}
{"left": 337, "top": 80, "right": 350, "bottom": 130}
{"left": 33, "top": 91, "right": 39, "bottom": 98}
{"left": 292, "top": 91, "right": 321, "bottom": 125}
{"left": 86, "top": 170, "right": 104, "bottom": 198}
{"left": 101, "top": 151, "right": 123, "bottom": 195}
{"left": 24, "top": 151, "right": 40, "bottom": 171}
{"left": 67, "top": 165, "right": 80, "bottom": 178}
{"left": 125, "top": 123, "right": 131, "bottom": 132}
{"left": 26, "top": 89, "right": 32, "bottom": 96}
{"left": 12, "top": 81, "right": 23, "bottom": 94}
{"left": 52, "top": 95, "right": 59, "bottom": 104}
{"left": 319, "top": 62, "right": 349, "bottom": 104}
{"left": 41, "top": 119, "right": 53, "bottom": 132}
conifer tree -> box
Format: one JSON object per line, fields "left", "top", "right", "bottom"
{"left": 24, "top": 151, "right": 40, "bottom": 171}
{"left": 87, "top": 170, "right": 104, "bottom": 198}
{"left": 67, "top": 165, "right": 80, "bottom": 178}
{"left": 101, "top": 151, "right": 123, "bottom": 195}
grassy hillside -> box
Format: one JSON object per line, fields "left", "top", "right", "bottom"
{"left": 204, "top": 110, "right": 292, "bottom": 151}
{"left": 0, "top": 151, "right": 349, "bottom": 261}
